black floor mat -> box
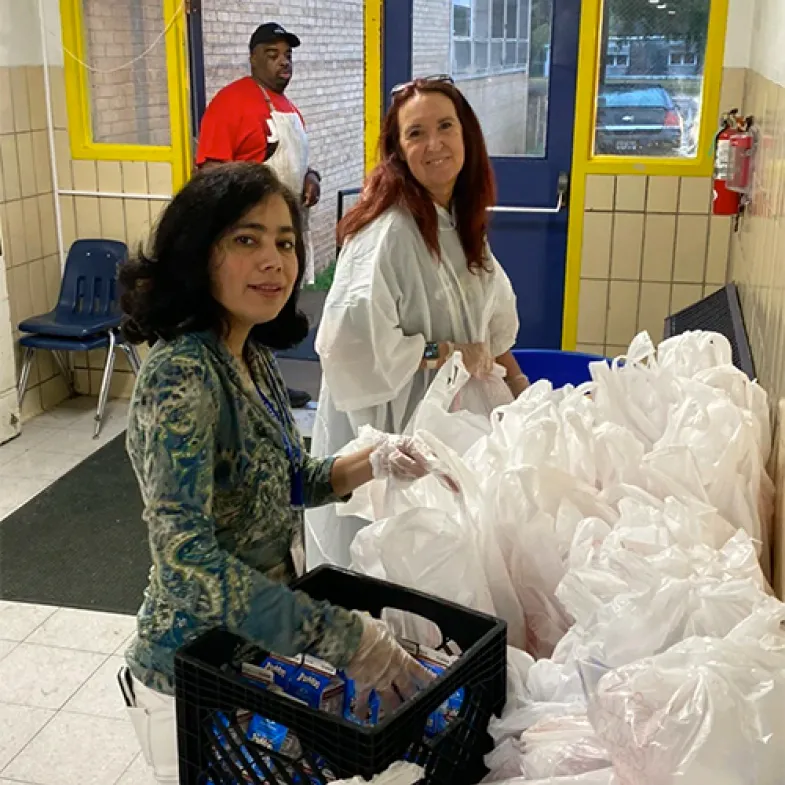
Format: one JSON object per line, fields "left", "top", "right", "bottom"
{"left": 0, "top": 432, "right": 149, "bottom": 615}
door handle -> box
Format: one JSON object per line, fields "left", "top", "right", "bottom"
{"left": 488, "top": 171, "right": 569, "bottom": 215}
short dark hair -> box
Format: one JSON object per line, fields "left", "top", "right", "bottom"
{"left": 120, "top": 162, "right": 309, "bottom": 351}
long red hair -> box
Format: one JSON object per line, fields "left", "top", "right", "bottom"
{"left": 338, "top": 80, "right": 496, "bottom": 273}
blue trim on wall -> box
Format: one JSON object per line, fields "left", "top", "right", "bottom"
{"left": 382, "top": 0, "right": 413, "bottom": 112}
{"left": 186, "top": 0, "right": 207, "bottom": 136}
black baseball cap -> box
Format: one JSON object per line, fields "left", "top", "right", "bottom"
{"left": 249, "top": 23, "right": 300, "bottom": 52}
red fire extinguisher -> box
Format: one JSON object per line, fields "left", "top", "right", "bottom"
{"left": 713, "top": 111, "right": 756, "bottom": 216}
{"left": 713, "top": 111, "right": 742, "bottom": 216}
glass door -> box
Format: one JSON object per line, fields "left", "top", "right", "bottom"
{"left": 384, "top": 0, "right": 582, "bottom": 348}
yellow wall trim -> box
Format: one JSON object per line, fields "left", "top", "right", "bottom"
{"left": 363, "top": 0, "right": 382, "bottom": 175}
{"left": 59, "top": 0, "right": 191, "bottom": 191}
{"left": 561, "top": 0, "right": 729, "bottom": 350}
{"left": 581, "top": 0, "right": 729, "bottom": 178}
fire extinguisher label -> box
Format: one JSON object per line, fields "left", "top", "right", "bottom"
{"left": 715, "top": 139, "right": 732, "bottom": 179}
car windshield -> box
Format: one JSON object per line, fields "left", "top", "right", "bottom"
{"left": 598, "top": 88, "right": 669, "bottom": 108}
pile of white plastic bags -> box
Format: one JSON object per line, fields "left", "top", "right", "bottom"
{"left": 341, "top": 330, "right": 783, "bottom": 785}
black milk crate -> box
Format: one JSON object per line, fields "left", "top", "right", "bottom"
{"left": 175, "top": 566, "right": 507, "bottom": 785}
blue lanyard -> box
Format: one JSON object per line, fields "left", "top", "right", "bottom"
{"left": 251, "top": 372, "right": 304, "bottom": 511}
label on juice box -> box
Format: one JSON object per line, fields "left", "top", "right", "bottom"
{"left": 288, "top": 659, "right": 345, "bottom": 716}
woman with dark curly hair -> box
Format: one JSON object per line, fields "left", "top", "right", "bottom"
{"left": 116, "top": 162, "right": 435, "bottom": 783}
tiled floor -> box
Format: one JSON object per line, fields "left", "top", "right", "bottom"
{"left": 0, "top": 601, "right": 151, "bottom": 785}
{"left": 0, "top": 397, "right": 130, "bottom": 520}
{"left": 0, "top": 392, "right": 318, "bottom": 783}
{"left": 0, "top": 398, "right": 152, "bottom": 784}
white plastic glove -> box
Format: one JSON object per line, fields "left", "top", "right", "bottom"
{"left": 369, "top": 433, "right": 433, "bottom": 483}
{"left": 452, "top": 342, "right": 494, "bottom": 378}
{"left": 345, "top": 613, "right": 434, "bottom": 712}
{"left": 361, "top": 426, "right": 461, "bottom": 493}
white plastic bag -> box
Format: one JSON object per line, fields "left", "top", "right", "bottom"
{"left": 483, "top": 770, "right": 618, "bottom": 785}
{"left": 406, "top": 353, "right": 510, "bottom": 455}
{"left": 589, "top": 599, "right": 785, "bottom": 785}
{"left": 332, "top": 762, "right": 424, "bottom": 785}
{"left": 519, "top": 714, "right": 610, "bottom": 780}
{"left": 451, "top": 361, "right": 515, "bottom": 416}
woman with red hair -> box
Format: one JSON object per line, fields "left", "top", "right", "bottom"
{"left": 306, "top": 76, "right": 527, "bottom": 569}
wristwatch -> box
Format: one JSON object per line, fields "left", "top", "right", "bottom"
{"left": 424, "top": 341, "right": 440, "bottom": 370}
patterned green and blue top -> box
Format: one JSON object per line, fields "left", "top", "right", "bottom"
{"left": 124, "top": 330, "right": 363, "bottom": 696}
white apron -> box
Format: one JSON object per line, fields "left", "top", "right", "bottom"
{"left": 261, "top": 87, "right": 315, "bottom": 284}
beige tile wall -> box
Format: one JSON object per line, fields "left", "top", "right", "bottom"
{"left": 730, "top": 68, "right": 785, "bottom": 406}
{"left": 47, "top": 62, "right": 171, "bottom": 400}
{"left": 575, "top": 66, "right": 748, "bottom": 358}
{"left": 727, "top": 67, "right": 785, "bottom": 596}
{"left": 576, "top": 174, "right": 729, "bottom": 357}
{"left": 0, "top": 64, "right": 69, "bottom": 420}
{"left": 0, "top": 63, "right": 172, "bottom": 414}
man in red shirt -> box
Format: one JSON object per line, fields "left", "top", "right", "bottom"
{"left": 197, "top": 22, "right": 320, "bottom": 408}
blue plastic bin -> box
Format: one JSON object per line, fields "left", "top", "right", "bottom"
{"left": 511, "top": 349, "right": 609, "bottom": 388}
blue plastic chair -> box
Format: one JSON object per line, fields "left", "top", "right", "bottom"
{"left": 17, "top": 239, "right": 141, "bottom": 438}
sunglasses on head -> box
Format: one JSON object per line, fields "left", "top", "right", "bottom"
{"left": 390, "top": 74, "right": 455, "bottom": 97}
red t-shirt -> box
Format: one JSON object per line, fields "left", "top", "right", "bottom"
{"left": 195, "top": 76, "right": 305, "bottom": 166}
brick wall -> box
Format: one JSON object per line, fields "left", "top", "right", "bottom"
{"left": 83, "top": 0, "right": 170, "bottom": 147}
{"left": 413, "top": 0, "right": 451, "bottom": 76}
{"left": 201, "top": 1, "right": 365, "bottom": 273}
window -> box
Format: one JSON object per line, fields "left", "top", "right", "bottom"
{"left": 453, "top": 0, "right": 472, "bottom": 38}
{"left": 607, "top": 53, "right": 629, "bottom": 67}
{"left": 669, "top": 52, "right": 697, "bottom": 66}
{"left": 451, "top": 0, "right": 531, "bottom": 77}
{"left": 594, "top": 0, "right": 712, "bottom": 160}
{"left": 59, "top": 0, "right": 190, "bottom": 187}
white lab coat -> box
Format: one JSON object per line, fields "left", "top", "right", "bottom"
{"left": 305, "top": 204, "right": 519, "bottom": 569}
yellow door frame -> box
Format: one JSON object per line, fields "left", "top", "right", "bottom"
{"left": 561, "top": 0, "right": 729, "bottom": 350}
{"left": 361, "top": 0, "right": 731, "bottom": 352}
{"left": 364, "top": 0, "right": 383, "bottom": 174}
{"left": 59, "top": 0, "right": 192, "bottom": 191}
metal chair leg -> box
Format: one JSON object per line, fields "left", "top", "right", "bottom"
{"left": 52, "top": 350, "right": 76, "bottom": 397}
{"left": 94, "top": 332, "right": 117, "bottom": 439}
{"left": 121, "top": 343, "right": 142, "bottom": 375}
{"left": 17, "top": 347, "right": 34, "bottom": 406}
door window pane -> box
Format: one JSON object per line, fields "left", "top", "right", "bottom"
{"left": 82, "top": 0, "right": 171, "bottom": 146}
{"left": 453, "top": 40, "right": 472, "bottom": 74}
{"left": 594, "top": 0, "right": 711, "bottom": 159}
{"left": 475, "top": 0, "right": 490, "bottom": 39}
{"left": 453, "top": 0, "right": 472, "bottom": 37}
{"left": 474, "top": 42, "right": 489, "bottom": 73}
{"left": 413, "top": 0, "right": 553, "bottom": 158}
{"left": 490, "top": 41, "right": 504, "bottom": 69}
{"left": 491, "top": 0, "right": 506, "bottom": 38}
{"left": 506, "top": 0, "right": 518, "bottom": 37}
{"left": 516, "top": 40, "right": 529, "bottom": 68}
